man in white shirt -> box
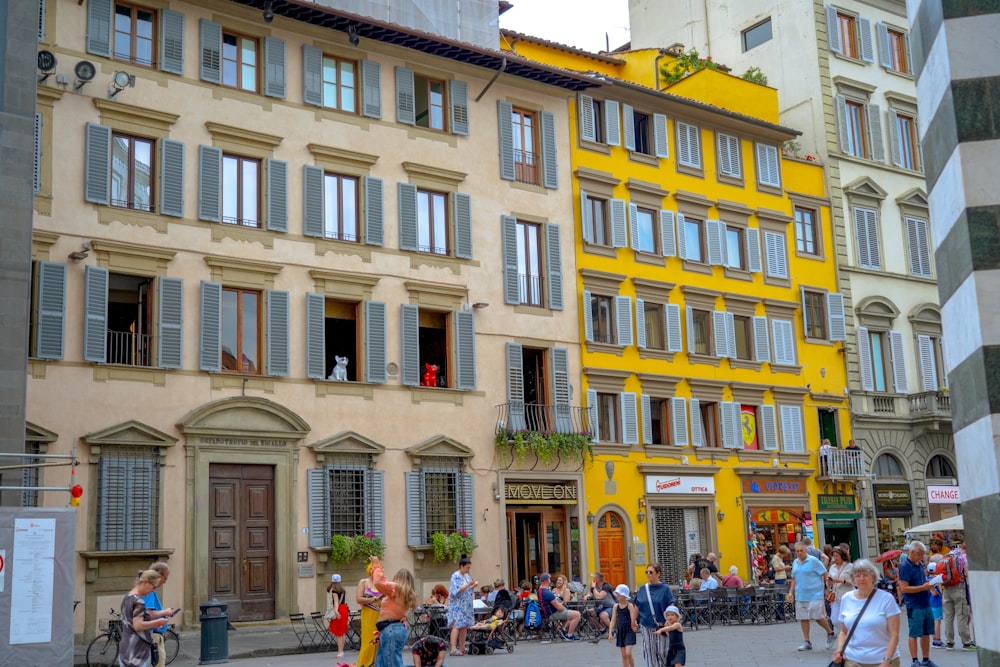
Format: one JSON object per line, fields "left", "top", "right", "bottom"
{"left": 698, "top": 568, "right": 719, "bottom": 591}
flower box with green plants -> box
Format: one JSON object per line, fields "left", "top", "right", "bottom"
{"left": 494, "top": 429, "right": 593, "bottom": 465}
{"left": 431, "top": 530, "right": 476, "bottom": 563}
{"left": 329, "top": 532, "right": 385, "bottom": 564}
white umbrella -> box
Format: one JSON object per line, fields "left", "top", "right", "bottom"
{"left": 905, "top": 515, "right": 963, "bottom": 533}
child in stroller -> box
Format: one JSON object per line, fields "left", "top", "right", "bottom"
{"left": 466, "top": 605, "right": 515, "bottom": 655}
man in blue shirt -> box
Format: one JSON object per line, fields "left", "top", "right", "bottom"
{"left": 786, "top": 542, "right": 834, "bottom": 652}
{"left": 537, "top": 573, "right": 581, "bottom": 640}
{"left": 899, "top": 541, "right": 940, "bottom": 667}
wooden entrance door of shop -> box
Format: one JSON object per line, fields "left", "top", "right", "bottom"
{"left": 596, "top": 512, "right": 626, "bottom": 587}
{"left": 209, "top": 463, "right": 275, "bottom": 621}
{"left": 506, "top": 508, "right": 569, "bottom": 586}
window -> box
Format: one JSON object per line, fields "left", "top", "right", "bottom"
{"left": 504, "top": 344, "right": 571, "bottom": 432}
{"left": 763, "top": 230, "right": 789, "bottom": 279}
{"left": 802, "top": 291, "right": 827, "bottom": 339}
{"left": 623, "top": 105, "right": 668, "bottom": 158}
{"left": 859, "top": 327, "right": 888, "bottom": 392}
{"left": 516, "top": 221, "right": 543, "bottom": 306}
{"left": 321, "top": 299, "right": 358, "bottom": 380}
{"left": 837, "top": 13, "right": 859, "bottom": 58}
{"left": 696, "top": 401, "right": 719, "bottom": 448}
{"left": 416, "top": 189, "right": 448, "bottom": 254}
{"left": 322, "top": 173, "right": 359, "bottom": 241}
{"left": 676, "top": 122, "right": 702, "bottom": 169}
{"left": 222, "top": 154, "right": 260, "bottom": 227}
{"left": 917, "top": 334, "right": 946, "bottom": 391}
{"left": 414, "top": 74, "right": 446, "bottom": 131}
{"left": 222, "top": 31, "right": 258, "bottom": 92}
{"left": 778, "top": 405, "right": 805, "bottom": 452}
{"left": 633, "top": 206, "right": 658, "bottom": 254}
{"left": 113, "top": 2, "right": 155, "bottom": 66}
{"left": 588, "top": 98, "right": 605, "bottom": 143}
{"left": 905, "top": 217, "right": 932, "bottom": 278}
{"left": 585, "top": 389, "right": 639, "bottom": 445}
{"left": 878, "top": 23, "right": 909, "bottom": 74}
{"left": 111, "top": 133, "right": 154, "bottom": 211}
{"left": 891, "top": 111, "right": 920, "bottom": 170}
{"left": 755, "top": 143, "right": 781, "bottom": 188}
{"left": 404, "top": 458, "right": 474, "bottom": 546}
{"left": 717, "top": 133, "right": 742, "bottom": 179}
{"left": 742, "top": 18, "right": 772, "bottom": 51}
{"left": 578, "top": 94, "right": 621, "bottom": 147}
{"left": 306, "top": 295, "right": 385, "bottom": 383}
{"left": 512, "top": 108, "right": 538, "bottom": 185}
{"left": 689, "top": 308, "right": 711, "bottom": 355}
{"left": 20, "top": 441, "right": 41, "bottom": 508}
{"left": 221, "top": 287, "right": 260, "bottom": 374}
{"left": 590, "top": 294, "right": 616, "bottom": 344}
{"left": 582, "top": 194, "right": 611, "bottom": 246}
{"left": 631, "top": 110, "right": 651, "bottom": 155}
{"left": 97, "top": 445, "right": 161, "bottom": 550}
{"left": 733, "top": 315, "right": 751, "bottom": 360}
{"left": 680, "top": 216, "right": 704, "bottom": 262}
{"left": 400, "top": 305, "right": 476, "bottom": 390}
{"left": 794, "top": 206, "right": 819, "bottom": 255}
{"left": 322, "top": 55, "right": 357, "bottom": 112}
{"left": 636, "top": 298, "right": 682, "bottom": 353}
{"left": 853, "top": 206, "right": 881, "bottom": 270}
{"left": 307, "top": 455, "right": 384, "bottom": 548}
{"left": 597, "top": 393, "right": 620, "bottom": 442}
{"left": 642, "top": 302, "right": 665, "bottom": 350}
{"left": 105, "top": 273, "right": 153, "bottom": 366}
{"left": 926, "top": 455, "right": 955, "bottom": 478}
{"left": 844, "top": 99, "right": 867, "bottom": 158}
{"left": 724, "top": 225, "right": 744, "bottom": 269}
{"left": 645, "top": 397, "right": 670, "bottom": 445}
{"left": 874, "top": 453, "right": 904, "bottom": 478}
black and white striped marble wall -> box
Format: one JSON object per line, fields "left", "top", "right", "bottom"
{"left": 907, "top": 0, "right": 1000, "bottom": 663}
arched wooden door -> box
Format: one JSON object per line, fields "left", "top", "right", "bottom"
{"left": 596, "top": 512, "right": 626, "bottom": 586}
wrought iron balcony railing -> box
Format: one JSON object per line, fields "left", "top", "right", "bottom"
{"left": 495, "top": 402, "right": 591, "bottom": 436}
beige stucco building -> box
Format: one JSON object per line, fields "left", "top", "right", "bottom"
{"left": 29, "top": 0, "right": 597, "bottom": 638}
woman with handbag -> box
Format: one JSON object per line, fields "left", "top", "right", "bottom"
{"left": 828, "top": 546, "right": 854, "bottom": 633}
{"left": 119, "top": 570, "right": 171, "bottom": 667}
{"left": 831, "top": 559, "right": 901, "bottom": 667}
{"left": 327, "top": 574, "right": 349, "bottom": 658}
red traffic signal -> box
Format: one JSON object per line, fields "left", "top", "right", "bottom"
{"left": 71, "top": 484, "right": 84, "bottom": 498}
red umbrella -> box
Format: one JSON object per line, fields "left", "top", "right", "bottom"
{"left": 875, "top": 549, "right": 903, "bottom": 563}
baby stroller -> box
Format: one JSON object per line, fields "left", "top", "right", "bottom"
{"left": 466, "top": 608, "right": 516, "bottom": 655}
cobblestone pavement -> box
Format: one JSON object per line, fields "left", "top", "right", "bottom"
{"left": 136, "top": 618, "right": 981, "bottom": 667}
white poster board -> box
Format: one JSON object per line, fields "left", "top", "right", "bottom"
{"left": 9, "top": 518, "right": 56, "bottom": 644}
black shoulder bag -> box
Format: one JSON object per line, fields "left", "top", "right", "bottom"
{"left": 829, "top": 590, "right": 876, "bottom": 667}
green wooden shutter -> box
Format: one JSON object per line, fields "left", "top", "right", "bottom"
{"left": 400, "top": 304, "right": 419, "bottom": 386}
{"left": 83, "top": 265, "right": 108, "bottom": 363}
{"left": 405, "top": 472, "right": 425, "bottom": 546}
{"left": 552, "top": 347, "right": 571, "bottom": 433}
{"left": 307, "top": 468, "right": 330, "bottom": 548}
{"left": 454, "top": 192, "right": 472, "bottom": 259}
{"left": 459, "top": 472, "right": 475, "bottom": 539}
{"left": 455, "top": 310, "right": 476, "bottom": 390}
{"left": 199, "top": 19, "right": 222, "bottom": 84}
{"left": 364, "top": 176, "right": 384, "bottom": 246}
{"left": 450, "top": 79, "right": 469, "bottom": 136}
{"left": 199, "top": 281, "right": 222, "bottom": 372}
{"left": 305, "top": 293, "right": 325, "bottom": 379}
{"left": 265, "top": 158, "right": 288, "bottom": 232}
{"left": 365, "top": 300, "right": 387, "bottom": 383}
{"left": 303, "top": 165, "right": 324, "bottom": 237}
{"left": 540, "top": 110, "right": 558, "bottom": 189}
{"left": 506, "top": 343, "right": 525, "bottom": 431}
{"left": 159, "top": 9, "right": 185, "bottom": 74}
{"left": 502, "top": 215, "right": 519, "bottom": 304}
{"left": 86, "top": 0, "right": 112, "bottom": 56}
{"left": 35, "top": 261, "right": 65, "bottom": 360}
{"left": 398, "top": 183, "right": 418, "bottom": 251}
{"left": 497, "top": 100, "right": 515, "bottom": 181}
{"left": 545, "top": 223, "right": 563, "bottom": 311}
{"left": 198, "top": 145, "right": 222, "bottom": 222}
{"left": 361, "top": 59, "right": 382, "bottom": 119}
{"left": 263, "top": 36, "right": 286, "bottom": 98}
{"left": 302, "top": 44, "right": 323, "bottom": 106}
{"left": 266, "top": 290, "right": 289, "bottom": 376}
{"left": 395, "top": 66, "right": 415, "bottom": 125}
{"left": 157, "top": 277, "right": 183, "bottom": 369}
{"left": 84, "top": 123, "right": 111, "bottom": 205}
{"left": 365, "top": 469, "right": 385, "bottom": 539}
{"left": 159, "top": 139, "right": 184, "bottom": 217}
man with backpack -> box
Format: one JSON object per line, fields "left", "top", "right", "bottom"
{"left": 538, "top": 572, "right": 582, "bottom": 641}
{"left": 939, "top": 544, "right": 975, "bottom": 651}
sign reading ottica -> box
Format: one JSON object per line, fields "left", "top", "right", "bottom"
{"left": 645, "top": 475, "right": 715, "bottom": 495}
{"left": 927, "top": 485, "right": 961, "bottom": 504}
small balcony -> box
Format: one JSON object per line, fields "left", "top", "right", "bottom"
{"left": 817, "top": 448, "right": 868, "bottom": 481}
{"left": 908, "top": 390, "right": 951, "bottom": 417}
{"left": 107, "top": 329, "right": 152, "bottom": 367}
{"left": 494, "top": 402, "right": 593, "bottom": 470}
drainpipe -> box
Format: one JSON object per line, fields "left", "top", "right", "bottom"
{"left": 475, "top": 57, "right": 508, "bottom": 102}
{"left": 653, "top": 50, "right": 669, "bottom": 91}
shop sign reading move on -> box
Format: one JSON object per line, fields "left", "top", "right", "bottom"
{"left": 505, "top": 482, "right": 577, "bottom": 504}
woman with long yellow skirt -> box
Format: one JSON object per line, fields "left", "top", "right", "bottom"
{"left": 356, "top": 565, "right": 384, "bottom": 667}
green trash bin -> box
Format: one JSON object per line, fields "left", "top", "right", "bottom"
{"left": 199, "top": 598, "right": 229, "bottom": 664}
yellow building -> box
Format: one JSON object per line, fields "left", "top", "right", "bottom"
{"left": 501, "top": 33, "right": 861, "bottom": 590}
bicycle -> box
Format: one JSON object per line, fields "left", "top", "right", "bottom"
{"left": 87, "top": 608, "right": 181, "bottom": 666}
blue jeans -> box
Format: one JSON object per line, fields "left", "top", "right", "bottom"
{"left": 374, "top": 621, "right": 407, "bottom": 667}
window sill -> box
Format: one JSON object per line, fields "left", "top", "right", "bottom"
{"left": 311, "top": 237, "right": 373, "bottom": 263}
{"left": 736, "top": 449, "right": 778, "bottom": 463}
{"left": 794, "top": 250, "right": 825, "bottom": 262}
{"left": 633, "top": 251, "right": 666, "bottom": 266}
{"left": 511, "top": 181, "right": 547, "bottom": 195}
{"left": 803, "top": 337, "right": 835, "bottom": 346}
{"left": 98, "top": 205, "right": 168, "bottom": 233}
{"left": 407, "top": 386, "right": 468, "bottom": 405}
{"left": 408, "top": 252, "right": 477, "bottom": 275}
{"left": 315, "top": 380, "right": 375, "bottom": 399}
{"left": 583, "top": 242, "right": 617, "bottom": 257}
{"left": 638, "top": 348, "right": 676, "bottom": 362}
{"left": 723, "top": 267, "right": 753, "bottom": 281}
{"left": 579, "top": 139, "right": 611, "bottom": 155}
{"left": 769, "top": 363, "right": 802, "bottom": 375}
{"left": 676, "top": 163, "right": 705, "bottom": 179}
{"left": 34, "top": 194, "right": 53, "bottom": 216}
{"left": 93, "top": 365, "right": 167, "bottom": 386}
{"left": 80, "top": 548, "right": 176, "bottom": 582}
{"left": 28, "top": 359, "right": 49, "bottom": 379}
{"left": 729, "top": 359, "right": 762, "bottom": 372}
{"left": 755, "top": 183, "right": 783, "bottom": 197}
{"left": 693, "top": 447, "right": 731, "bottom": 461}
{"left": 210, "top": 374, "right": 275, "bottom": 392}
{"left": 882, "top": 66, "right": 914, "bottom": 81}
{"left": 717, "top": 173, "right": 744, "bottom": 188}
{"left": 628, "top": 151, "right": 660, "bottom": 167}
{"left": 763, "top": 274, "right": 791, "bottom": 288}
{"left": 211, "top": 221, "right": 275, "bottom": 248}
{"left": 688, "top": 353, "right": 721, "bottom": 367}
{"left": 585, "top": 341, "right": 625, "bottom": 357}
{"left": 592, "top": 442, "right": 637, "bottom": 455}
{"left": 513, "top": 305, "right": 554, "bottom": 317}
{"left": 681, "top": 260, "right": 712, "bottom": 275}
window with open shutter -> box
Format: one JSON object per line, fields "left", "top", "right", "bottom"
{"left": 364, "top": 176, "right": 384, "bottom": 246}
{"left": 265, "top": 158, "right": 287, "bottom": 232}
{"left": 83, "top": 266, "right": 109, "bottom": 363}
{"left": 540, "top": 111, "right": 559, "bottom": 189}
{"left": 86, "top": 0, "right": 112, "bottom": 56}
{"left": 199, "top": 281, "right": 222, "bottom": 371}
{"left": 305, "top": 293, "right": 325, "bottom": 380}
{"left": 85, "top": 123, "right": 111, "bottom": 205}
{"left": 198, "top": 145, "right": 222, "bottom": 222}
{"left": 857, "top": 326, "right": 875, "bottom": 391}
{"left": 396, "top": 66, "right": 415, "bottom": 125}
{"left": 398, "top": 183, "right": 418, "bottom": 251}
{"left": 546, "top": 224, "right": 563, "bottom": 310}
{"left": 454, "top": 192, "right": 472, "bottom": 259}
{"left": 586, "top": 388, "right": 599, "bottom": 442}
{"left": 502, "top": 215, "right": 519, "bottom": 305}
{"left": 199, "top": 19, "right": 222, "bottom": 83}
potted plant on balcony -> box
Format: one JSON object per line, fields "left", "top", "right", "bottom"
{"left": 431, "top": 530, "right": 476, "bottom": 563}
{"left": 494, "top": 429, "right": 593, "bottom": 465}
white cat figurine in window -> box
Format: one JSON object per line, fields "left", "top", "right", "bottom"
{"left": 329, "top": 356, "right": 349, "bottom": 381}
